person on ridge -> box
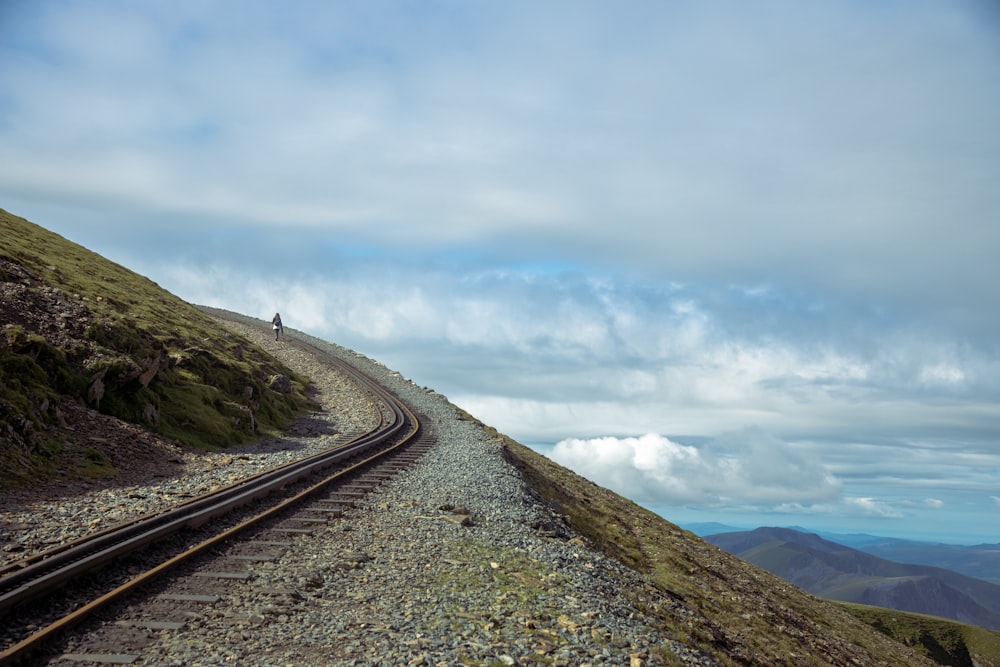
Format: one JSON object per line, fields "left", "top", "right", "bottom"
{"left": 272, "top": 312, "right": 283, "bottom": 340}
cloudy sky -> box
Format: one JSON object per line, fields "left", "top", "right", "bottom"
{"left": 2, "top": 1, "right": 998, "bottom": 544}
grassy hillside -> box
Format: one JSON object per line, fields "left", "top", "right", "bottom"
{"left": 839, "top": 602, "right": 1000, "bottom": 667}
{"left": 0, "top": 208, "right": 313, "bottom": 486}
{"left": 495, "top": 431, "right": 943, "bottom": 666}
{"left": 499, "top": 436, "right": 1000, "bottom": 666}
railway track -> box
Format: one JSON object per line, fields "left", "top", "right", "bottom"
{"left": 0, "top": 332, "right": 432, "bottom": 665}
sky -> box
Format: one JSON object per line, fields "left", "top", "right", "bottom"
{"left": 1, "top": 1, "right": 998, "bottom": 544}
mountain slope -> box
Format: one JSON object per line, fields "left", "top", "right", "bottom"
{"left": 500, "top": 439, "right": 953, "bottom": 666}
{"left": 4, "top": 209, "right": 994, "bottom": 665}
{"left": 0, "top": 208, "right": 313, "bottom": 486}
{"left": 856, "top": 540, "right": 1000, "bottom": 585}
{"left": 707, "top": 527, "right": 1000, "bottom": 630}
{"left": 772, "top": 529, "right": 1000, "bottom": 585}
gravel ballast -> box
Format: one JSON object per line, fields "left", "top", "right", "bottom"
{"left": 3, "top": 314, "right": 709, "bottom": 666}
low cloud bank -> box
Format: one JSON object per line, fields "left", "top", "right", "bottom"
{"left": 155, "top": 260, "right": 1000, "bottom": 539}
{"left": 550, "top": 430, "right": 842, "bottom": 506}
{"left": 160, "top": 260, "right": 1000, "bottom": 448}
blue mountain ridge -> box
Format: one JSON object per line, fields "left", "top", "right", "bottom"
{"left": 705, "top": 526, "right": 1000, "bottom": 630}
{"left": 685, "top": 523, "right": 1000, "bottom": 584}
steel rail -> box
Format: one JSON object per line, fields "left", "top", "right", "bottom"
{"left": 0, "top": 382, "right": 385, "bottom": 579}
{"left": 0, "top": 334, "right": 420, "bottom": 664}
{"left": 0, "top": 343, "right": 399, "bottom": 609}
{"left": 0, "top": 405, "right": 421, "bottom": 666}
{"left": 0, "top": 417, "right": 400, "bottom": 615}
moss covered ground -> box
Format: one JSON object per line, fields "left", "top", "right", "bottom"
{"left": 1, "top": 208, "right": 314, "bottom": 486}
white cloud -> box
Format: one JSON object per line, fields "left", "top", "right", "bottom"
{"left": 3, "top": 0, "right": 999, "bottom": 543}
{"left": 845, "top": 497, "right": 904, "bottom": 519}
{"left": 3, "top": 0, "right": 998, "bottom": 335}
{"left": 156, "top": 259, "right": 1000, "bottom": 449}
{"left": 919, "top": 363, "right": 966, "bottom": 387}
{"left": 549, "top": 429, "right": 841, "bottom": 507}
{"left": 924, "top": 498, "right": 945, "bottom": 509}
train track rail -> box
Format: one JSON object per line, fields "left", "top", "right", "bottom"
{"left": 0, "top": 332, "right": 430, "bottom": 665}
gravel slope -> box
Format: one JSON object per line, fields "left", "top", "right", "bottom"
{"left": 5, "top": 312, "right": 709, "bottom": 666}
{"left": 0, "top": 320, "right": 378, "bottom": 569}
{"left": 160, "top": 313, "right": 706, "bottom": 666}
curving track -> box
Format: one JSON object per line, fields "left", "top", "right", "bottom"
{"left": 0, "top": 332, "right": 430, "bottom": 665}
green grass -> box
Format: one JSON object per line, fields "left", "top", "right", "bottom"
{"left": 0, "top": 207, "right": 314, "bottom": 485}
{"left": 496, "top": 430, "right": 957, "bottom": 666}
{"left": 838, "top": 602, "right": 1000, "bottom": 667}
{"left": 1, "top": 326, "right": 73, "bottom": 484}
{"left": 78, "top": 447, "right": 116, "bottom": 478}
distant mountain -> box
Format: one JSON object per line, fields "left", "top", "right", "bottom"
{"left": 789, "top": 528, "right": 1000, "bottom": 585}
{"left": 681, "top": 521, "right": 747, "bottom": 536}
{"left": 702, "top": 525, "right": 1000, "bottom": 584}
{"left": 706, "top": 527, "right": 1000, "bottom": 630}
{"left": 783, "top": 526, "right": 906, "bottom": 549}
{"left": 855, "top": 541, "right": 1000, "bottom": 585}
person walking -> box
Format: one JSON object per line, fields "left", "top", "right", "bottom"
{"left": 272, "top": 312, "right": 283, "bottom": 340}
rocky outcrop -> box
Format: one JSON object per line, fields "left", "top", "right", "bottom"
{"left": 87, "top": 369, "right": 106, "bottom": 408}
{"left": 138, "top": 351, "right": 165, "bottom": 387}
{"left": 2, "top": 209, "right": 316, "bottom": 486}
{"left": 1, "top": 258, "right": 171, "bottom": 418}
{"left": 2, "top": 253, "right": 284, "bottom": 472}
{"left": 0, "top": 260, "right": 93, "bottom": 350}
{"left": 268, "top": 374, "right": 293, "bottom": 394}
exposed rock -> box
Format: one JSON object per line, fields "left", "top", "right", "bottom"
{"left": 142, "top": 401, "right": 159, "bottom": 425}
{"left": 233, "top": 406, "right": 256, "bottom": 433}
{"left": 268, "top": 374, "right": 292, "bottom": 394}
{"left": 138, "top": 352, "right": 164, "bottom": 387}
{"left": 440, "top": 513, "right": 474, "bottom": 527}
{"left": 87, "top": 369, "right": 107, "bottom": 408}
{"left": 532, "top": 518, "right": 571, "bottom": 539}
{"left": 0, "top": 275, "right": 93, "bottom": 351}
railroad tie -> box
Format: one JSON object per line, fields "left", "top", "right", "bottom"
{"left": 59, "top": 653, "right": 140, "bottom": 664}
{"left": 192, "top": 571, "right": 253, "bottom": 580}
{"left": 157, "top": 594, "right": 220, "bottom": 603}
{"left": 356, "top": 473, "right": 395, "bottom": 482}
{"left": 341, "top": 484, "right": 375, "bottom": 493}
{"left": 303, "top": 506, "right": 344, "bottom": 517}
{"left": 325, "top": 491, "right": 366, "bottom": 503}
{"left": 285, "top": 517, "right": 328, "bottom": 526}
{"left": 115, "top": 620, "right": 186, "bottom": 631}
{"left": 317, "top": 497, "right": 355, "bottom": 508}
{"left": 270, "top": 527, "right": 314, "bottom": 535}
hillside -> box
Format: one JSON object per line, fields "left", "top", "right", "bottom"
{"left": 856, "top": 539, "right": 1000, "bottom": 585}
{"left": 706, "top": 527, "right": 1000, "bottom": 630}
{"left": 693, "top": 526, "right": 1000, "bottom": 585}
{"left": 3, "top": 209, "right": 998, "bottom": 665}
{"left": 0, "top": 208, "right": 313, "bottom": 486}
